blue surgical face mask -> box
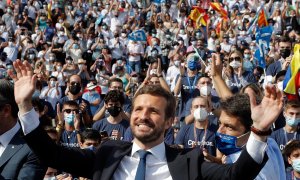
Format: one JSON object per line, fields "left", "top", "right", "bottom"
{"left": 85, "top": 145, "right": 96, "bottom": 152}
{"left": 285, "top": 115, "right": 300, "bottom": 127}
{"left": 64, "top": 113, "right": 75, "bottom": 126}
{"left": 292, "top": 159, "right": 300, "bottom": 172}
{"left": 244, "top": 54, "right": 251, "bottom": 60}
{"left": 215, "top": 132, "right": 249, "bottom": 156}
{"left": 43, "top": 176, "right": 57, "bottom": 180}
{"left": 187, "top": 60, "right": 197, "bottom": 71}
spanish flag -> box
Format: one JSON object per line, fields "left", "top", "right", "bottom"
{"left": 210, "top": 2, "right": 228, "bottom": 20}
{"left": 188, "top": 7, "right": 209, "bottom": 27}
{"left": 257, "top": 8, "right": 268, "bottom": 27}
{"left": 283, "top": 44, "right": 300, "bottom": 98}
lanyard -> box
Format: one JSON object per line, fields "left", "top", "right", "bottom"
{"left": 284, "top": 129, "right": 297, "bottom": 144}
{"left": 192, "top": 124, "right": 207, "bottom": 148}
{"left": 187, "top": 75, "right": 198, "bottom": 94}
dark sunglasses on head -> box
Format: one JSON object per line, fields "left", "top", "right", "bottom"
{"left": 229, "top": 57, "right": 241, "bottom": 61}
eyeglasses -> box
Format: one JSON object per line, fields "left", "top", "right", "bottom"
{"left": 70, "top": 82, "right": 80, "bottom": 86}
{"left": 244, "top": 52, "right": 251, "bottom": 55}
{"left": 63, "top": 109, "right": 80, "bottom": 114}
{"left": 229, "top": 57, "right": 241, "bottom": 61}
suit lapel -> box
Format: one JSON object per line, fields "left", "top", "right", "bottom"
{"left": 166, "top": 145, "right": 189, "bottom": 180}
{"left": 0, "top": 132, "right": 24, "bottom": 168}
{"left": 101, "top": 143, "right": 132, "bottom": 180}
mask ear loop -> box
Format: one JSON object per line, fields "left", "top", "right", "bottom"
{"left": 236, "top": 131, "right": 251, "bottom": 148}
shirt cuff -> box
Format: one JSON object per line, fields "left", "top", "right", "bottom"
{"left": 18, "top": 108, "right": 40, "bottom": 135}
{"left": 246, "top": 132, "right": 267, "bottom": 164}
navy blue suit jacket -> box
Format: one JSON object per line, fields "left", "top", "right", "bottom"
{"left": 0, "top": 130, "right": 46, "bottom": 180}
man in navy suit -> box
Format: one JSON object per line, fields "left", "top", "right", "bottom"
{"left": 10, "top": 60, "right": 283, "bottom": 180}
{"left": 0, "top": 79, "right": 46, "bottom": 179}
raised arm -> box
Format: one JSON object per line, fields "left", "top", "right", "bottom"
{"left": 7, "top": 60, "right": 95, "bottom": 178}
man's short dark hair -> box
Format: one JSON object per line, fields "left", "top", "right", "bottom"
{"left": 220, "top": 94, "right": 252, "bottom": 132}
{"left": 133, "top": 85, "right": 176, "bottom": 121}
{"left": 284, "top": 140, "right": 300, "bottom": 158}
{"left": 104, "top": 90, "right": 125, "bottom": 105}
{"left": 79, "top": 128, "right": 101, "bottom": 144}
{"left": 108, "top": 78, "right": 123, "bottom": 88}
{"left": 284, "top": 100, "right": 300, "bottom": 112}
{"left": 0, "top": 79, "right": 18, "bottom": 118}
{"left": 63, "top": 100, "right": 80, "bottom": 108}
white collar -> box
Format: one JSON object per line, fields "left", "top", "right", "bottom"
{"left": 131, "top": 141, "right": 166, "bottom": 161}
{"left": 0, "top": 122, "right": 20, "bottom": 148}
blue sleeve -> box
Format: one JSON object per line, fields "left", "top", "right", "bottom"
{"left": 266, "top": 63, "right": 274, "bottom": 76}
{"left": 123, "top": 127, "right": 134, "bottom": 142}
{"left": 82, "top": 99, "right": 93, "bottom": 117}
{"left": 92, "top": 120, "right": 102, "bottom": 132}
{"left": 174, "top": 126, "right": 187, "bottom": 145}
{"left": 164, "top": 128, "right": 174, "bottom": 145}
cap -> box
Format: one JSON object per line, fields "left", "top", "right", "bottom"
{"left": 86, "top": 82, "right": 97, "bottom": 90}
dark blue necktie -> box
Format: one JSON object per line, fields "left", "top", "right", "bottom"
{"left": 135, "top": 150, "right": 150, "bottom": 180}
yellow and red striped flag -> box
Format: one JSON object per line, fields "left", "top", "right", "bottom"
{"left": 188, "top": 7, "right": 209, "bottom": 27}
{"left": 257, "top": 8, "right": 268, "bottom": 27}
{"left": 210, "top": 2, "right": 228, "bottom": 20}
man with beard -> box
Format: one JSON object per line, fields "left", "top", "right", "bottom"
{"left": 92, "top": 90, "right": 129, "bottom": 140}
{"left": 265, "top": 37, "right": 292, "bottom": 81}
{"left": 9, "top": 60, "right": 284, "bottom": 179}
{"left": 56, "top": 74, "right": 92, "bottom": 127}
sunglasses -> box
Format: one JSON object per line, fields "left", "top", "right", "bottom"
{"left": 63, "top": 109, "right": 80, "bottom": 114}
{"left": 229, "top": 57, "right": 241, "bottom": 61}
{"left": 70, "top": 82, "right": 80, "bottom": 86}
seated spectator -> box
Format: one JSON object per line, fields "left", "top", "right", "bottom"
{"left": 175, "top": 96, "right": 217, "bottom": 156}
{"left": 82, "top": 82, "right": 101, "bottom": 116}
{"left": 56, "top": 100, "right": 82, "bottom": 148}
{"left": 92, "top": 90, "right": 129, "bottom": 140}
{"left": 284, "top": 140, "right": 300, "bottom": 180}
{"left": 271, "top": 100, "right": 300, "bottom": 151}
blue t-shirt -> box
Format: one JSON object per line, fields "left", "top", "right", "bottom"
{"left": 270, "top": 127, "right": 300, "bottom": 151}
{"left": 123, "top": 127, "right": 174, "bottom": 145}
{"left": 175, "top": 74, "right": 201, "bottom": 120}
{"left": 175, "top": 123, "right": 217, "bottom": 156}
{"left": 266, "top": 60, "right": 282, "bottom": 77}
{"left": 60, "top": 130, "right": 79, "bottom": 148}
{"left": 92, "top": 118, "right": 129, "bottom": 140}
{"left": 286, "top": 170, "right": 300, "bottom": 180}
{"left": 82, "top": 91, "right": 101, "bottom": 116}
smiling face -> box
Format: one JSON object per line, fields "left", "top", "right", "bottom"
{"left": 131, "top": 94, "right": 172, "bottom": 148}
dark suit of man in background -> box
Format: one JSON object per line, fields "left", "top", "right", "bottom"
{"left": 10, "top": 60, "right": 283, "bottom": 180}
{"left": 0, "top": 79, "right": 46, "bottom": 179}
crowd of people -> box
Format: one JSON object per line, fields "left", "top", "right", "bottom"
{"left": 0, "top": 0, "right": 300, "bottom": 179}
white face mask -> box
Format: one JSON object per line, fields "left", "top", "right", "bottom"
{"left": 50, "top": 81, "right": 56, "bottom": 87}
{"left": 229, "top": 60, "right": 241, "bottom": 69}
{"left": 200, "top": 85, "right": 212, "bottom": 96}
{"left": 174, "top": 60, "right": 180, "bottom": 67}
{"left": 193, "top": 107, "right": 208, "bottom": 121}
{"left": 150, "top": 69, "right": 157, "bottom": 75}
{"left": 277, "top": 81, "right": 283, "bottom": 91}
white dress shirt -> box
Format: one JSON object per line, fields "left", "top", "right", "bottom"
{"left": 18, "top": 108, "right": 268, "bottom": 178}
{"left": 0, "top": 122, "right": 20, "bottom": 157}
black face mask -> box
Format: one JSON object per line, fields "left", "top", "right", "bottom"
{"left": 69, "top": 84, "right": 81, "bottom": 95}
{"left": 107, "top": 106, "right": 122, "bottom": 117}
{"left": 280, "top": 49, "right": 291, "bottom": 59}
